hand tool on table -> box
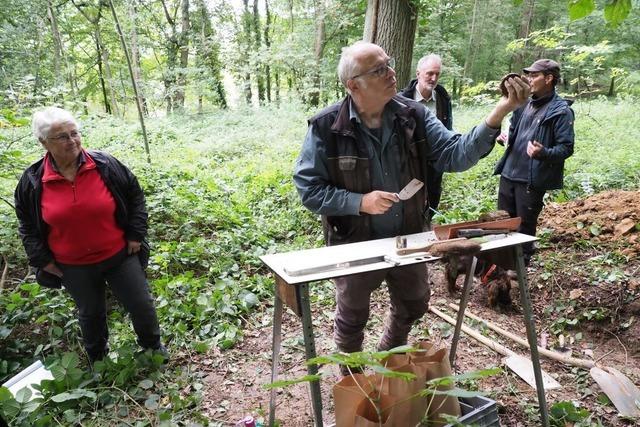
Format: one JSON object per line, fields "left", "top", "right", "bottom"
{"left": 449, "top": 303, "right": 640, "bottom": 417}
{"left": 395, "top": 178, "right": 424, "bottom": 200}
{"left": 456, "top": 228, "right": 511, "bottom": 238}
{"left": 429, "top": 306, "right": 562, "bottom": 391}
{"left": 283, "top": 254, "right": 402, "bottom": 277}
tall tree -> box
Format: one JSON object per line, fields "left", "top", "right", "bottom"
{"left": 241, "top": 0, "right": 253, "bottom": 104}
{"left": 72, "top": 0, "right": 119, "bottom": 115}
{"left": 252, "top": 0, "right": 265, "bottom": 104}
{"left": 511, "top": 0, "right": 536, "bottom": 72}
{"left": 263, "top": 0, "right": 272, "bottom": 102}
{"left": 363, "top": 0, "right": 417, "bottom": 87}
{"left": 127, "top": 0, "right": 148, "bottom": 115}
{"left": 193, "top": 0, "right": 226, "bottom": 110}
{"left": 310, "top": 0, "right": 326, "bottom": 107}
{"left": 174, "top": 0, "right": 190, "bottom": 111}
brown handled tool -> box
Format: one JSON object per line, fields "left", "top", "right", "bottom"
{"left": 396, "top": 237, "right": 481, "bottom": 256}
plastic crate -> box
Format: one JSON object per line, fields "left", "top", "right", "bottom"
{"left": 444, "top": 395, "right": 499, "bottom": 427}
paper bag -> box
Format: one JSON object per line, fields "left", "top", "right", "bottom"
{"left": 353, "top": 391, "right": 398, "bottom": 427}
{"left": 333, "top": 373, "right": 376, "bottom": 427}
{"left": 417, "top": 347, "right": 461, "bottom": 426}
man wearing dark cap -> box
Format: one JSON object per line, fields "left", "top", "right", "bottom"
{"left": 494, "top": 59, "right": 575, "bottom": 265}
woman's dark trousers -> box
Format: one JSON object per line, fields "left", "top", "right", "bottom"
{"left": 59, "top": 250, "right": 161, "bottom": 362}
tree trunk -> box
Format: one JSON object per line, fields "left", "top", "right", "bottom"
{"left": 363, "top": 0, "right": 417, "bottom": 89}
{"left": 100, "top": 41, "right": 120, "bottom": 116}
{"left": 253, "top": 0, "right": 265, "bottom": 104}
{"left": 511, "top": 0, "right": 536, "bottom": 72}
{"left": 108, "top": 0, "right": 151, "bottom": 164}
{"left": 46, "top": 0, "right": 63, "bottom": 96}
{"left": 127, "top": 0, "right": 148, "bottom": 115}
{"left": 174, "top": 0, "right": 190, "bottom": 111}
{"left": 242, "top": 0, "right": 253, "bottom": 104}
{"left": 462, "top": 0, "right": 480, "bottom": 82}
{"left": 160, "top": 0, "right": 179, "bottom": 114}
{"left": 94, "top": 31, "right": 111, "bottom": 114}
{"left": 310, "top": 0, "right": 326, "bottom": 107}
{"left": 264, "top": 0, "right": 272, "bottom": 102}
{"left": 194, "top": 0, "right": 227, "bottom": 108}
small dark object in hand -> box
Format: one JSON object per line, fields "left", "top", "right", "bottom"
{"left": 500, "top": 73, "right": 521, "bottom": 96}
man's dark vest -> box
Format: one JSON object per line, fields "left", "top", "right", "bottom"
{"left": 308, "top": 95, "right": 430, "bottom": 246}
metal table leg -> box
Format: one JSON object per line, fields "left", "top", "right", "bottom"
{"left": 449, "top": 256, "right": 477, "bottom": 367}
{"left": 297, "top": 283, "right": 323, "bottom": 426}
{"left": 268, "top": 292, "right": 284, "bottom": 427}
{"left": 514, "top": 245, "right": 550, "bottom": 427}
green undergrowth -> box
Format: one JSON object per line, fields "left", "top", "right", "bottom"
{"left": 1, "top": 97, "right": 639, "bottom": 423}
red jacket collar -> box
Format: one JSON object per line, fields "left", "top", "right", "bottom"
{"left": 42, "top": 150, "right": 96, "bottom": 182}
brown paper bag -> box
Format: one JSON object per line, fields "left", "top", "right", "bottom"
{"left": 418, "top": 348, "right": 461, "bottom": 426}
{"left": 333, "top": 373, "right": 377, "bottom": 427}
{"left": 410, "top": 340, "right": 438, "bottom": 360}
{"left": 377, "top": 353, "right": 430, "bottom": 427}
{"left": 353, "top": 392, "right": 398, "bottom": 427}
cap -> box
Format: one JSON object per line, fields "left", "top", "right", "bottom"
{"left": 523, "top": 59, "right": 560, "bottom": 79}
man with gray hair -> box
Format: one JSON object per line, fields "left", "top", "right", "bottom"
{"left": 293, "top": 41, "right": 529, "bottom": 374}
{"left": 400, "top": 54, "right": 452, "bottom": 219}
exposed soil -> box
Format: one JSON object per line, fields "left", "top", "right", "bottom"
{"left": 199, "top": 190, "right": 640, "bottom": 426}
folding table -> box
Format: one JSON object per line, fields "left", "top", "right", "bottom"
{"left": 260, "top": 231, "right": 550, "bottom": 426}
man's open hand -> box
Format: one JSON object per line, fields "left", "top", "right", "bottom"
{"left": 527, "top": 140, "right": 544, "bottom": 158}
{"left": 360, "top": 191, "right": 400, "bottom": 214}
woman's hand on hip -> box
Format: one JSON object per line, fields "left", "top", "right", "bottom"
{"left": 127, "top": 240, "right": 141, "bottom": 255}
{"left": 43, "top": 261, "right": 63, "bottom": 277}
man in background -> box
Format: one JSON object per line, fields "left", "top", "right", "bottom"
{"left": 400, "top": 54, "right": 452, "bottom": 220}
{"left": 494, "top": 59, "right": 575, "bottom": 265}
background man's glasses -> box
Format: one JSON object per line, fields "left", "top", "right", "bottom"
{"left": 48, "top": 131, "right": 81, "bottom": 143}
{"left": 351, "top": 58, "right": 395, "bottom": 80}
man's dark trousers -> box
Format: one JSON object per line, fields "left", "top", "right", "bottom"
{"left": 498, "top": 177, "right": 545, "bottom": 264}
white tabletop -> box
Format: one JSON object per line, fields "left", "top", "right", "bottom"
{"left": 260, "top": 232, "right": 537, "bottom": 284}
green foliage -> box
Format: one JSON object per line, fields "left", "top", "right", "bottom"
{"left": 568, "top": 0, "right": 596, "bottom": 21}
{"left": 550, "top": 400, "right": 603, "bottom": 426}
{"left": 1, "top": 98, "right": 639, "bottom": 423}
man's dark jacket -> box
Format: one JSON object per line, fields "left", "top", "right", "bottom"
{"left": 494, "top": 92, "right": 574, "bottom": 191}
{"left": 399, "top": 79, "right": 452, "bottom": 216}
{"left": 308, "top": 95, "right": 429, "bottom": 245}
{"left": 14, "top": 150, "right": 149, "bottom": 287}
{"left": 400, "top": 80, "right": 452, "bottom": 131}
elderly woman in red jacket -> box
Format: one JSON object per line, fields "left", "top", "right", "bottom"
{"left": 14, "top": 106, "right": 165, "bottom": 363}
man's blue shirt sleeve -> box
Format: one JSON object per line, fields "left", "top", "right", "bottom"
{"left": 293, "top": 125, "right": 363, "bottom": 216}
{"left": 424, "top": 110, "right": 498, "bottom": 173}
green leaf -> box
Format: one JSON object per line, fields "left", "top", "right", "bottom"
{"left": 144, "top": 393, "right": 160, "bottom": 410}
{"left": 138, "top": 379, "right": 154, "bottom": 390}
{"left": 604, "top": 0, "right": 632, "bottom": 26}
{"left": 50, "top": 389, "right": 97, "bottom": 403}
{"left": 243, "top": 292, "right": 259, "bottom": 308}
{"left": 568, "top": 0, "right": 596, "bottom": 21}
{"left": 265, "top": 374, "right": 322, "bottom": 389}
{"left": 15, "top": 386, "right": 32, "bottom": 404}
{"left": 60, "top": 352, "right": 79, "bottom": 370}
{"left": 589, "top": 224, "right": 601, "bottom": 236}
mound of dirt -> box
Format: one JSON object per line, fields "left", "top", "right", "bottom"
{"left": 540, "top": 190, "right": 640, "bottom": 257}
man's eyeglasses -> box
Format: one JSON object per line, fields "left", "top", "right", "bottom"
{"left": 351, "top": 58, "right": 395, "bottom": 80}
{"left": 48, "top": 131, "right": 81, "bottom": 143}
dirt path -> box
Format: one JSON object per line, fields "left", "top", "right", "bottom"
{"left": 199, "top": 190, "right": 640, "bottom": 426}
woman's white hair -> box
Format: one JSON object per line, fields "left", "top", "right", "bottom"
{"left": 32, "top": 107, "right": 79, "bottom": 142}
{"left": 337, "top": 41, "right": 376, "bottom": 90}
